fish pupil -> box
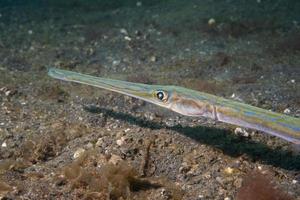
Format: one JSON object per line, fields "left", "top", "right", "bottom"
{"left": 157, "top": 91, "right": 164, "bottom": 100}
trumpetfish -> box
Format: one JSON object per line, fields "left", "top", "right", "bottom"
{"left": 48, "top": 68, "right": 300, "bottom": 144}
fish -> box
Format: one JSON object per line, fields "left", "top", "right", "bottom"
{"left": 48, "top": 68, "right": 300, "bottom": 144}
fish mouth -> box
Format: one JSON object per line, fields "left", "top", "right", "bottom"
{"left": 48, "top": 68, "right": 159, "bottom": 104}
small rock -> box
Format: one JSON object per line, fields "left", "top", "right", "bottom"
{"left": 208, "top": 18, "right": 216, "bottom": 26}
{"left": 109, "top": 154, "right": 122, "bottom": 165}
{"left": 28, "top": 30, "right": 33, "bottom": 35}
{"left": 124, "top": 36, "right": 132, "bottom": 41}
{"left": 116, "top": 137, "right": 125, "bottom": 146}
{"left": 150, "top": 56, "right": 157, "bottom": 62}
{"left": 124, "top": 128, "right": 130, "bottom": 133}
{"left": 179, "top": 162, "right": 191, "bottom": 173}
{"left": 120, "top": 28, "right": 128, "bottom": 35}
{"left": 224, "top": 167, "right": 234, "bottom": 175}
{"left": 0, "top": 87, "right": 6, "bottom": 92}
{"left": 96, "top": 138, "right": 103, "bottom": 147}
{"left": 160, "top": 188, "right": 171, "bottom": 198}
{"left": 234, "top": 178, "right": 243, "bottom": 188}
{"left": 86, "top": 142, "right": 93, "bottom": 149}
{"left": 291, "top": 79, "right": 295, "bottom": 83}
{"left": 87, "top": 48, "right": 94, "bottom": 56}
{"left": 216, "top": 176, "right": 223, "bottom": 184}
{"left": 116, "top": 139, "right": 124, "bottom": 146}
{"left": 257, "top": 165, "right": 262, "bottom": 170}
{"left": 283, "top": 108, "right": 291, "bottom": 114}
{"left": 224, "top": 197, "right": 231, "bottom": 200}
{"left": 232, "top": 160, "right": 241, "bottom": 168}
{"left": 1, "top": 141, "right": 7, "bottom": 148}
{"left": 292, "top": 179, "right": 298, "bottom": 184}
{"left": 112, "top": 124, "right": 119, "bottom": 129}
{"left": 112, "top": 60, "right": 120, "bottom": 66}
{"left": 234, "top": 127, "right": 250, "bottom": 137}
{"left": 116, "top": 131, "right": 124, "bottom": 139}
{"left": 5, "top": 90, "right": 11, "bottom": 96}
{"left": 73, "top": 148, "right": 85, "bottom": 159}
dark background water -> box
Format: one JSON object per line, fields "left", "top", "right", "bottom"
{"left": 1, "top": 0, "right": 299, "bottom": 26}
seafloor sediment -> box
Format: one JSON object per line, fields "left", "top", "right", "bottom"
{"left": 0, "top": 0, "right": 299, "bottom": 199}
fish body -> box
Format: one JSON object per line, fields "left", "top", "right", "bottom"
{"left": 48, "top": 68, "right": 300, "bottom": 144}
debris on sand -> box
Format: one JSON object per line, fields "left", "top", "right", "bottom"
{"left": 236, "top": 171, "right": 294, "bottom": 200}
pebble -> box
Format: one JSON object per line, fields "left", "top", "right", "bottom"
{"left": 283, "top": 108, "right": 291, "bottom": 114}
{"left": 112, "top": 124, "right": 118, "bottom": 129}
{"left": 234, "top": 178, "right": 243, "bottom": 188}
{"left": 116, "top": 140, "right": 123, "bottom": 146}
{"left": 124, "top": 36, "right": 132, "bottom": 41}
{"left": 28, "top": 30, "right": 33, "bottom": 35}
{"left": 124, "top": 128, "right": 130, "bottom": 133}
{"left": 116, "top": 131, "right": 124, "bottom": 139}
{"left": 224, "top": 197, "right": 231, "bottom": 200}
{"left": 291, "top": 79, "right": 295, "bottom": 83}
{"left": 73, "top": 148, "right": 85, "bottom": 159}
{"left": 116, "top": 137, "right": 125, "bottom": 146}
{"left": 96, "top": 138, "right": 103, "bottom": 147}
{"left": 150, "top": 56, "right": 157, "bottom": 62}
{"left": 257, "top": 165, "right": 262, "bottom": 170}
{"left": 1, "top": 141, "right": 7, "bottom": 148}
{"left": 109, "top": 154, "right": 122, "bottom": 165}
{"left": 234, "top": 127, "right": 250, "bottom": 137}
{"left": 87, "top": 48, "right": 94, "bottom": 56}
{"left": 208, "top": 18, "right": 216, "bottom": 26}
{"left": 292, "top": 179, "right": 298, "bottom": 184}
{"left": 216, "top": 176, "right": 223, "bottom": 184}
{"left": 112, "top": 60, "right": 120, "bottom": 66}
{"left": 224, "top": 167, "right": 234, "bottom": 175}
{"left": 86, "top": 142, "right": 93, "bottom": 149}
{"left": 120, "top": 28, "right": 128, "bottom": 35}
{"left": 5, "top": 90, "right": 11, "bottom": 96}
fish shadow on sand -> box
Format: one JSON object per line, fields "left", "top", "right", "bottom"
{"left": 84, "top": 106, "right": 300, "bottom": 171}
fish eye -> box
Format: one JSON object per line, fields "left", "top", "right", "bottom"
{"left": 156, "top": 90, "right": 167, "bottom": 101}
